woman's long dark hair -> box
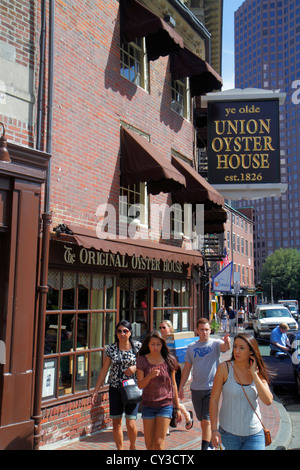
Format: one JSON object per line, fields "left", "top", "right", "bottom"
{"left": 230, "top": 332, "right": 272, "bottom": 383}
{"left": 138, "top": 330, "right": 178, "bottom": 371}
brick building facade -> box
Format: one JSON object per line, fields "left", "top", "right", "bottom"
{"left": 0, "top": 0, "right": 225, "bottom": 448}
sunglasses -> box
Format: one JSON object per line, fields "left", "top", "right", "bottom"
{"left": 159, "top": 326, "right": 167, "bottom": 329}
{"left": 117, "top": 328, "right": 129, "bottom": 334}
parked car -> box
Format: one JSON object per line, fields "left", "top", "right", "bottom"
{"left": 259, "top": 332, "right": 300, "bottom": 397}
{"left": 252, "top": 304, "right": 298, "bottom": 340}
{"left": 285, "top": 305, "right": 299, "bottom": 321}
{"left": 278, "top": 300, "right": 299, "bottom": 321}
{"left": 288, "top": 331, "right": 300, "bottom": 396}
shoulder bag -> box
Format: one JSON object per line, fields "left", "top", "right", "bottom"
{"left": 118, "top": 344, "right": 142, "bottom": 405}
{"left": 230, "top": 362, "right": 272, "bottom": 447}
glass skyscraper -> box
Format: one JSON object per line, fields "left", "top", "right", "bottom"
{"left": 234, "top": 0, "right": 300, "bottom": 282}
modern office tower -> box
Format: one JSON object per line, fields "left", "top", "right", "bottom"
{"left": 233, "top": 0, "right": 300, "bottom": 282}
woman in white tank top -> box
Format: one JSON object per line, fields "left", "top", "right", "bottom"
{"left": 209, "top": 333, "right": 273, "bottom": 450}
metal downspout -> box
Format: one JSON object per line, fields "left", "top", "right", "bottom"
{"left": 36, "top": 0, "right": 46, "bottom": 151}
{"left": 33, "top": 0, "right": 54, "bottom": 450}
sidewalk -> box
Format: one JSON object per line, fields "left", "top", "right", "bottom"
{"left": 45, "top": 330, "right": 292, "bottom": 451}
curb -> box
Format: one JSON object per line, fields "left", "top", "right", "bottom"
{"left": 267, "top": 394, "right": 292, "bottom": 450}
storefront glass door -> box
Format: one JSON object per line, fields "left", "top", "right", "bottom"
{"left": 120, "top": 276, "right": 149, "bottom": 341}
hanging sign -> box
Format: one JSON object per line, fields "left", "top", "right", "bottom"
{"left": 207, "top": 99, "right": 280, "bottom": 185}
{"left": 212, "top": 262, "right": 233, "bottom": 292}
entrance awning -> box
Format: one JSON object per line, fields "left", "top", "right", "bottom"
{"left": 170, "top": 47, "right": 223, "bottom": 97}
{"left": 66, "top": 224, "right": 203, "bottom": 266}
{"left": 120, "top": 127, "right": 186, "bottom": 195}
{"left": 120, "top": 0, "right": 184, "bottom": 61}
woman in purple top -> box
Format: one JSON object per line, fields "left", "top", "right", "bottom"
{"left": 137, "top": 331, "right": 181, "bottom": 450}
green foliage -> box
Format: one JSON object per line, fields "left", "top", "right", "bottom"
{"left": 260, "top": 248, "right": 300, "bottom": 301}
{"left": 210, "top": 320, "right": 220, "bottom": 333}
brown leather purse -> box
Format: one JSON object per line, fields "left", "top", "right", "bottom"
{"left": 230, "top": 362, "right": 272, "bottom": 447}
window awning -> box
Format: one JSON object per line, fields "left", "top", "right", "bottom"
{"left": 171, "top": 156, "right": 225, "bottom": 207}
{"left": 171, "top": 156, "right": 227, "bottom": 234}
{"left": 65, "top": 224, "right": 203, "bottom": 267}
{"left": 170, "top": 47, "right": 223, "bottom": 97}
{"left": 120, "top": 0, "right": 184, "bottom": 61}
{"left": 120, "top": 127, "right": 186, "bottom": 195}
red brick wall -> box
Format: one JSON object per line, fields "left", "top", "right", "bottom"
{"left": 0, "top": 0, "right": 37, "bottom": 147}
{"left": 40, "top": 393, "right": 110, "bottom": 447}
{"left": 49, "top": 0, "right": 194, "bottom": 230}
{"left": 1, "top": 0, "right": 195, "bottom": 230}
{"left": 2, "top": 0, "right": 198, "bottom": 448}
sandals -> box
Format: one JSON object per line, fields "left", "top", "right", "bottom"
{"left": 185, "top": 410, "right": 194, "bottom": 430}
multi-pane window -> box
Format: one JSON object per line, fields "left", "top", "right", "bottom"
{"left": 120, "top": 38, "right": 148, "bottom": 90}
{"left": 119, "top": 182, "right": 148, "bottom": 226}
{"left": 153, "top": 278, "right": 190, "bottom": 332}
{"left": 171, "top": 203, "right": 184, "bottom": 236}
{"left": 43, "top": 271, "right": 117, "bottom": 400}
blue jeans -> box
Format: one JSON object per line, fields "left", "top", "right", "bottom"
{"left": 142, "top": 404, "right": 173, "bottom": 420}
{"left": 220, "top": 427, "right": 265, "bottom": 450}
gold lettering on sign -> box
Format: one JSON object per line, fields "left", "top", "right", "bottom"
{"left": 63, "top": 246, "right": 184, "bottom": 272}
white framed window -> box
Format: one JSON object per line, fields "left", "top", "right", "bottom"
{"left": 120, "top": 37, "right": 149, "bottom": 91}
{"left": 171, "top": 203, "right": 184, "bottom": 237}
{"left": 171, "top": 78, "right": 190, "bottom": 120}
{"left": 119, "top": 182, "right": 148, "bottom": 227}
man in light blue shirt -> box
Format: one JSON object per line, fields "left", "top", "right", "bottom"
{"left": 270, "top": 322, "right": 291, "bottom": 355}
{"left": 179, "top": 318, "right": 231, "bottom": 450}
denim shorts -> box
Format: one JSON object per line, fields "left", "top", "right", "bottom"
{"left": 109, "top": 386, "right": 139, "bottom": 420}
{"left": 142, "top": 404, "right": 173, "bottom": 420}
{"left": 219, "top": 427, "right": 265, "bottom": 450}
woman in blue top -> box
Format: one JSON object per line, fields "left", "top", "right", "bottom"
{"left": 210, "top": 333, "right": 273, "bottom": 450}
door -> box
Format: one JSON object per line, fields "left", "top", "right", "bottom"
{"left": 120, "top": 276, "right": 149, "bottom": 341}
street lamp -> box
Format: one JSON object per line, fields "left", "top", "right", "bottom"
{"left": 0, "top": 122, "right": 11, "bottom": 162}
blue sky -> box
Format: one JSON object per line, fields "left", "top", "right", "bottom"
{"left": 222, "top": 0, "right": 245, "bottom": 89}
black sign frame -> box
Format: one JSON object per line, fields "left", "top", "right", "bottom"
{"left": 207, "top": 99, "right": 280, "bottom": 185}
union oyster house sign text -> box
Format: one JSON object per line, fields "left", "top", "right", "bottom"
{"left": 56, "top": 243, "right": 185, "bottom": 274}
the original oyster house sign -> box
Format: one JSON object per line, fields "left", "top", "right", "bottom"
{"left": 63, "top": 244, "right": 185, "bottom": 274}
{"left": 207, "top": 99, "right": 280, "bottom": 185}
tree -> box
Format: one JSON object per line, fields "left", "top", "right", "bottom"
{"left": 260, "top": 248, "right": 300, "bottom": 302}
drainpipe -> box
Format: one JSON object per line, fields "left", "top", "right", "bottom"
{"left": 36, "top": 0, "right": 46, "bottom": 151}
{"left": 32, "top": 0, "right": 55, "bottom": 449}
{"left": 45, "top": 0, "right": 55, "bottom": 213}
{"left": 32, "top": 212, "right": 52, "bottom": 450}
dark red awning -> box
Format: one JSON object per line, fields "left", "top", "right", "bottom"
{"left": 170, "top": 47, "right": 223, "bottom": 97}
{"left": 120, "top": 128, "right": 185, "bottom": 195}
{"left": 66, "top": 224, "right": 203, "bottom": 266}
{"left": 171, "top": 156, "right": 225, "bottom": 207}
{"left": 171, "top": 156, "right": 227, "bottom": 234}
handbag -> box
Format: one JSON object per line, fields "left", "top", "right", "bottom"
{"left": 120, "top": 378, "right": 142, "bottom": 405}
{"left": 230, "top": 363, "right": 272, "bottom": 447}
{"left": 118, "top": 345, "right": 142, "bottom": 405}
{"left": 169, "top": 407, "right": 178, "bottom": 428}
